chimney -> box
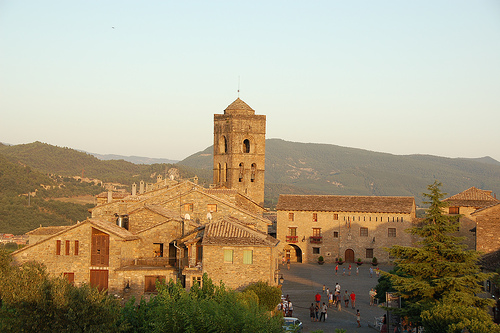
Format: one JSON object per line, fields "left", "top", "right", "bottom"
{"left": 194, "top": 176, "right": 198, "bottom": 185}
{"left": 132, "top": 183, "right": 137, "bottom": 196}
{"left": 107, "top": 190, "right": 113, "bottom": 203}
{"left": 139, "top": 180, "right": 145, "bottom": 194}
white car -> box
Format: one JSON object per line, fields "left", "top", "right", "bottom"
{"left": 282, "top": 317, "right": 303, "bottom": 332}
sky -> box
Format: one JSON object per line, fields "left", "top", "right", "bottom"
{"left": 1, "top": 1, "right": 499, "bottom": 162}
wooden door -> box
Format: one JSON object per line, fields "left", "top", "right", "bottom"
{"left": 90, "top": 269, "right": 108, "bottom": 291}
{"left": 91, "top": 228, "right": 109, "bottom": 266}
{"left": 345, "top": 249, "right": 355, "bottom": 262}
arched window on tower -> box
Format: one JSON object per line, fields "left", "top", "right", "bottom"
{"left": 251, "top": 163, "right": 256, "bottom": 182}
{"left": 223, "top": 163, "right": 227, "bottom": 182}
{"left": 243, "top": 139, "right": 250, "bottom": 153}
{"left": 239, "top": 163, "right": 244, "bottom": 182}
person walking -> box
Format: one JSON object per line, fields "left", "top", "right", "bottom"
{"left": 348, "top": 264, "right": 352, "bottom": 276}
{"left": 335, "top": 264, "right": 339, "bottom": 275}
{"left": 350, "top": 291, "right": 356, "bottom": 309}
{"left": 356, "top": 266, "right": 359, "bottom": 275}
{"left": 322, "top": 284, "right": 326, "bottom": 293}
{"left": 343, "top": 290, "right": 349, "bottom": 308}
{"left": 319, "top": 302, "right": 327, "bottom": 322}
{"left": 369, "top": 267, "right": 373, "bottom": 278}
{"left": 335, "top": 282, "right": 341, "bottom": 293}
{"left": 369, "top": 288, "right": 376, "bottom": 306}
{"left": 309, "top": 303, "right": 316, "bottom": 322}
{"left": 356, "top": 309, "right": 361, "bottom": 327}
{"left": 315, "top": 303, "right": 320, "bottom": 322}
{"left": 336, "top": 292, "right": 342, "bottom": 311}
{"left": 342, "top": 266, "right": 346, "bottom": 275}
{"left": 376, "top": 267, "right": 380, "bottom": 278}
{"left": 328, "top": 291, "right": 334, "bottom": 308}
{"left": 287, "top": 258, "right": 290, "bottom": 270}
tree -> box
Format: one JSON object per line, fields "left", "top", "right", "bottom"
{"left": 0, "top": 249, "right": 122, "bottom": 332}
{"left": 120, "top": 274, "right": 283, "bottom": 333}
{"left": 242, "top": 281, "right": 282, "bottom": 311}
{"left": 385, "top": 181, "right": 495, "bottom": 330}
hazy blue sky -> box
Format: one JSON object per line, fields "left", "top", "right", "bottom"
{"left": 1, "top": 1, "right": 499, "bottom": 161}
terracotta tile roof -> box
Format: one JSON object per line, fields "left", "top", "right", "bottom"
{"left": 88, "top": 218, "right": 139, "bottom": 240}
{"left": 444, "top": 187, "right": 499, "bottom": 208}
{"left": 224, "top": 98, "right": 255, "bottom": 115}
{"left": 276, "top": 195, "right": 415, "bottom": 214}
{"left": 202, "top": 217, "right": 279, "bottom": 247}
{"left": 25, "top": 225, "right": 71, "bottom": 236}
{"left": 203, "top": 188, "right": 238, "bottom": 195}
{"left": 471, "top": 202, "right": 500, "bottom": 215}
{"left": 142, "top": 205, "right": 181, "bottom": 220}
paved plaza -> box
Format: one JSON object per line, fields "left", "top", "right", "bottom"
{"left": 279, "top": 262, "right": 392, "bottom": 333}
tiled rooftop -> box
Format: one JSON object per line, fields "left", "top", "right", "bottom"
{"left": 444, "top": 187, "right": 499, "bottom": 208}
{"left": 276, "top": 195, "right": 414, "bottom": 214}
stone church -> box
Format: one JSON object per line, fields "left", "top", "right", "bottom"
{"left": 12, "top": 98, "right": 280, "bottom": 300}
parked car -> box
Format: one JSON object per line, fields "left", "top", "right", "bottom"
{"left": 282, "top": 317, "right": 303, "bottom": 332}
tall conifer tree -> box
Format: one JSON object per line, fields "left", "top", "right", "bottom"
{"left": 386, "top": 181, "right": 495, "bottom": 330}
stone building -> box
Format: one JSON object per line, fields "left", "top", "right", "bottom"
{"left": 443, "top": 186, "right": 500, "bottom": 250}
{"left": 12, "top": 97, "right": 279, "bottom": 298}
{"left": 179, "top": 216, "right": 280, "bottom": 290}
{"left": 276, "top": 194, "right": 416, "bottom": 264}
{"left": 213, "top": 98, "right": 266, "bottom": 206}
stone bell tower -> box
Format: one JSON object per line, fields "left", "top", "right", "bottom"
{"left": 213, "top": 98, "right": 266, "bottom": 206}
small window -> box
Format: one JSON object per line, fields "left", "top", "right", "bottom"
{"left": 288, "top": 213, "right": 294, "bottom": 221}
{"left": 333, "top": 231, "right": 339, "bottom": 238}
{"left": 366, "top": 249, "right": 374, "bottom": 259}
{"left": 375, "top": 217, "right": 378, "bottom": 222}
{"left": 312, "top": 213, "right": 318, "bottom": 222}
{"left": 74, "top": 240, "right": 79, "bottom": 256}
{"left": 65, "top": 240, "right": 70, "bottom": 255}
{"left": 239, "top": 163, "right": 244, "bottom": 182}
{"left": 401, "top": 217, "right": 404, "bottom": 222}
{"left": 63, "top": 272, "right": 75, "bottom": 285}
{"left": 312, "top": 247, "right": 320, "bottom": 254}
{"left": 207, "top": 204, "right": 217, "bottom": 212}
{"left": 251, "top": 163, "right": 256, "bottom": 183}
{"left": 184, "top": 203, "right": 193, "bottom": 212}
{"left": 144, "top": 275, "right": 166, "bottom": 293}
{"left": 312, "top": 228, "right": 321, "bottom": 237}
{"left": 192, "top": 276, "right": 202, "bottom": 287}
{"left": 288, "top": 227, "right": 297, "bottom": 236}
{"left": 243, "top": 250, "right": 253, "bottom": 264}
{"left": 449, "top": 207, "right": 460, "bottom": 215}
{"left": 388, "top": 228, "right": 396, "bottom": 237}
{"left": 224, "top": 249, "right": 233, "bottom": 263}
{"left": 153, "top": 243, "right": 164, "bottom": 257}
{"left": 243, "top": 139, "right": 250, "bottom": 153}
{"left": 333, "top": 213, "right": 339, "bottom": 220}
{"left": 360, "top": 227, "right": 368, "bottom": 237}
{"left": 56, "top": 240, "right": 61, "bottom": 255}
{"left": 387, "top": 217, "right": 390, "bottom": 222}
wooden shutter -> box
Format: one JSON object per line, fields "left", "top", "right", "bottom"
{"left": 65, "top": 240, "right": 70, "bottom": 255}
{"left": 74, "top": 240, "right": 79, "bottom": 255}
{"left": 91, "top": 229, "right": 109, "bottom": 266}
{"left": 90, "top": 270, "right": 108, "bottom": 292}
{"left": 56, "top": 240, "right": 61, "bottom": 255}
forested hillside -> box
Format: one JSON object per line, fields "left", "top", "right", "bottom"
{"left": 0, "top": 142, "right": 209, "bottom": 234}
{"left": 178, "top": 139, "right": 500, "bottom": 206}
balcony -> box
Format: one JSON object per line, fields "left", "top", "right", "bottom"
{"left": 286, "top": 235, "right": 299, "bottom": 243}
{"left": 309, "top": 236, "right": 323, "bottom": 244}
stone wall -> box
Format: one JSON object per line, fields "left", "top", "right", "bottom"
{"left": 475, "top": 204, "right": 500, "bottom": 254}
{"left": 277, "top": 210, "right": 415, "bottom": 264}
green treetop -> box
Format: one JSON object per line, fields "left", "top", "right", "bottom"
{"left": 385, "top": 181, "right": 497, "bottom": 332}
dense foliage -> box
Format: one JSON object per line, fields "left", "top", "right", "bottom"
{"left": 119, "top": 274, "right": 283, "bottom": 333}
{"left": 0, "top": 250, "right": 122, "bottom": 332}
{"left": 383, "top": 181, "right": 498, "bottom": 332}
{"left": 0, "top": 254, "right": 283, "bottom": 333}
{"left": 242, "top": 281, "right": 282, "bottom": 311}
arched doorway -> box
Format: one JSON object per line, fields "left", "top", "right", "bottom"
{"left": 345, "top": 249, "right": 355, "bottom": 263}
{"left": 284, "top": 244, "right": 303, "bottom": 263}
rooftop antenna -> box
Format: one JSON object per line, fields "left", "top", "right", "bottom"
{"left": 237, "top": 76, "right": 240, "bottom": 98}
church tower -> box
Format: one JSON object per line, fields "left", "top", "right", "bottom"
{"left": 213, "top": 98, "right": 266, "bottom": 206}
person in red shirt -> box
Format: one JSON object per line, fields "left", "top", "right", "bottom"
{"left": 315, "top": 292, "right": 321, "bottom": 306}
{"left": 350, "top": 291, "right": 356, "bottom": 309}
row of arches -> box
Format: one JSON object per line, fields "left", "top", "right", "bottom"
{"left": 215, "top": 163, "right": 257, "bottom": 184}
{"left": 218, "top": 136, "right": 253, "bottom": 154}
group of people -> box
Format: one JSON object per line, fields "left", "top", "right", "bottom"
{"left": 310, "top": 284, "right": 360, "bottom": 324}
{"left": 277, "top": 294, "right": 294, "bottom": 317}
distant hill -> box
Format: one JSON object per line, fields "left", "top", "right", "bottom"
{"left": 89, "top": 153, "right": 178, "bottom": 165}
{"left": 178, "top": 139, "right": 500, "bottom": 206}
{"left": 0, "top": 142, "right": 204, "bottom": 186}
